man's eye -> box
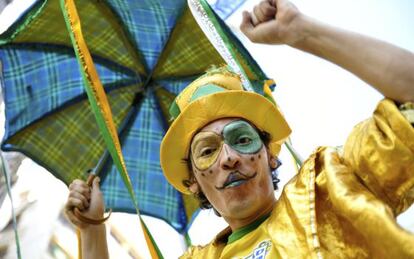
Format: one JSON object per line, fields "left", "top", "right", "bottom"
{"left": 237, "top": 137, "right": 252, "bottom": 145}
{"left": 200, "top": 148, "right": 215, "bottom": 157}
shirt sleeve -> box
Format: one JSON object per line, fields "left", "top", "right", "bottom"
{"left": 343, "top": 99, "right": 414, "bottom": 215}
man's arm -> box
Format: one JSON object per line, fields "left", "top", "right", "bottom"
{"left": 65, "top": 177, "right": 109, "bottom": 259}
{"left": 240, "top": 0, "right": 414, "bottom": 103}
{"left": 79, "top": 225, "right": 110, "bottom": 259}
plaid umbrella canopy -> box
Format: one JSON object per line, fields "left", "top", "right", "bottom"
{"left": 0, "top": 0, "right": 269, "bottom": 233}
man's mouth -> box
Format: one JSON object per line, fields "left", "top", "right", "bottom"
{"left": 215, "top": 171, "right": 257, "bottom": 190}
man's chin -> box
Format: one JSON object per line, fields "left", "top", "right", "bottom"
{"left": 223, "top": 189, "right": 256, "bottom": 209}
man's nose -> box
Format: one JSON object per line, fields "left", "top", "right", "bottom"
{"left": 219, "top": 144, "right": 241, "bottom": 170}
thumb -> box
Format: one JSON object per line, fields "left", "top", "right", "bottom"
{"left": 90, "top": 176, "right": 102, "bottom": 198}
{"left": 240, "top": 11, "right": 256, "bottom": 40}
{"left": 92, "top": 176, "right": 101, "bottom": 190}
{"left": 89, "top": 176, "right": 105, "bottom": 214}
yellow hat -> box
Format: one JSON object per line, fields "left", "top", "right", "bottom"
{"left": 160, "top": 67, "right": 291, "bottom": 194}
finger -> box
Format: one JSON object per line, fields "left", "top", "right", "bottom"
{"left": 69, "top": 183, "right": 91, "bottom": 200}
{"left": 252, "top": 1, "right": 276, "bottom": 25}
{"left": 69, "top": 179, "right": 89, "bottom": 191}
{"left": 252, "top": 6, "right": 263, "bottom": 25}
{"left": 260, "top": 1, "right": 277, "bottom": 18}
{"left": 251, "top": 10, "right": 259, "bottom": 26}
{"left": 254, "top": 2, "right": 274, "bottom": 24}
{"left": 68, "top": 191, "right": 90, "bottom": 209}
{"left": 67, "top": 197, "right": 86, "bottom": 211}
{"left": 240, "top": 11, "right": 256, "bottom": 40}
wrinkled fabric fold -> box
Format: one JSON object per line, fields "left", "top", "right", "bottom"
{"left": 181, "top": 99, "right": 414, "bottom": 258}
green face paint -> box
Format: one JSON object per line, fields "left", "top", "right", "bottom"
{"left": 190, "top": 120, "right": 263, "bottom": 171}
{"left": 223, "top": 120, "right": 263, "bottom": 154}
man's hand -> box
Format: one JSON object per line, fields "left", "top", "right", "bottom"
{"left": 240, "top": 0, "right": 302, "bottom": 45}
{"left": 64, "top": 177, "right": 105, "bottom": 229}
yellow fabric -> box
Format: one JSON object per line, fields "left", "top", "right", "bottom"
{"left": 181, "top": 99, "right": 414, "bottom": 259}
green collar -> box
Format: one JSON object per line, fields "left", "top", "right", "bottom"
{"left": 227, "top": 213, "right": 271, "bottom": 244}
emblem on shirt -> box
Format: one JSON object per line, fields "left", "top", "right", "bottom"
{"left": 243, "top": 240, "right": 271, "bottom": 259}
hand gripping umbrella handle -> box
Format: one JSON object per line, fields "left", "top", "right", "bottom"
{"left": 73, "top": 174, "right": 112, "bottom": 225}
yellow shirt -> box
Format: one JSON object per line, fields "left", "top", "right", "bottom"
{"left": 181, "top": 99, "right": 414, "bottom": 259}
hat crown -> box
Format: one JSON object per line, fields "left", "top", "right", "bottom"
{"left": 169, "top": 66, "right": 244, "bottom": 120}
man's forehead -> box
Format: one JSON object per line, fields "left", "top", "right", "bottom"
{"left": 198, "top": 118, "right": 256, "bottom": 134}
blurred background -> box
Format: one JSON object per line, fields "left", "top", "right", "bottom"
{"left": 0, "top": 0, "right": 413, "bottom": 258}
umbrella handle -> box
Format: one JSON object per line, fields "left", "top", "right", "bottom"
{"left": 73, "top": 174, "right": 112, "bottom": 225}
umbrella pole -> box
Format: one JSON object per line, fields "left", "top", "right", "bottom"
{"left": 91, "top": 92, "right": 145, "bottom": 177}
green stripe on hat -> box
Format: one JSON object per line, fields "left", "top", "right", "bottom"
{"left": 169, "top": 100, "right": 181, "bottom": 120}
{"left": 190, "top": 84, "right": 226, "bottom": 102}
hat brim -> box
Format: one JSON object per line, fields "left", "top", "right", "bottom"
{"left": 160, "top": 90, "right": 291, "bottom": 194}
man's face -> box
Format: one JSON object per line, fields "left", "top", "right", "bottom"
{"left": 189, "top": 118, "right": 276, "bottom": 221}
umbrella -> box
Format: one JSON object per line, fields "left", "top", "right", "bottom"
{"left": 0, "top": 0, "right": 269, "bottom": 235}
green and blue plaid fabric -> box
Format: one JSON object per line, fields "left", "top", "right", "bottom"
{"left": 0, "top": 0, "right": 269, "bottom": 232}
{"left": 0, "top": 44, "right": 140, "bottom": 138}
{"left": 106, "top": 0, "right": 185, "bottom": 71}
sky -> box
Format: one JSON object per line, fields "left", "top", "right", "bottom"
{"left": 0, "top": 0, "right": 413, "bottom": 258}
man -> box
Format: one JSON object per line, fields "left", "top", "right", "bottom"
{"left": 65, "top": 0, "right": 414, "bottom": 258}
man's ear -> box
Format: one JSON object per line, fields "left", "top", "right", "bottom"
{"left": 189, "top": 180, "right": 200, "bottom": 194}
{"left": 266, "top": 148, "right": 278, "bottom": 169}
{"left": 269, "top": 156, "right": 278, "bottom": 169}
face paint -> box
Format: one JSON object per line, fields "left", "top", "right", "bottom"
{"left": 222, "top": 120, "right": 263, "bottom": 154}
{"left": 190, "top": 120, "right": 263, "bottom": 171}
{"left": 190, "top": 131, "right": 223, "bottom": 171}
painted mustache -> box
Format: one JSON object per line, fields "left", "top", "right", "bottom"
{"left": 215, "top": 171, "right": 257, "bottom": 190}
